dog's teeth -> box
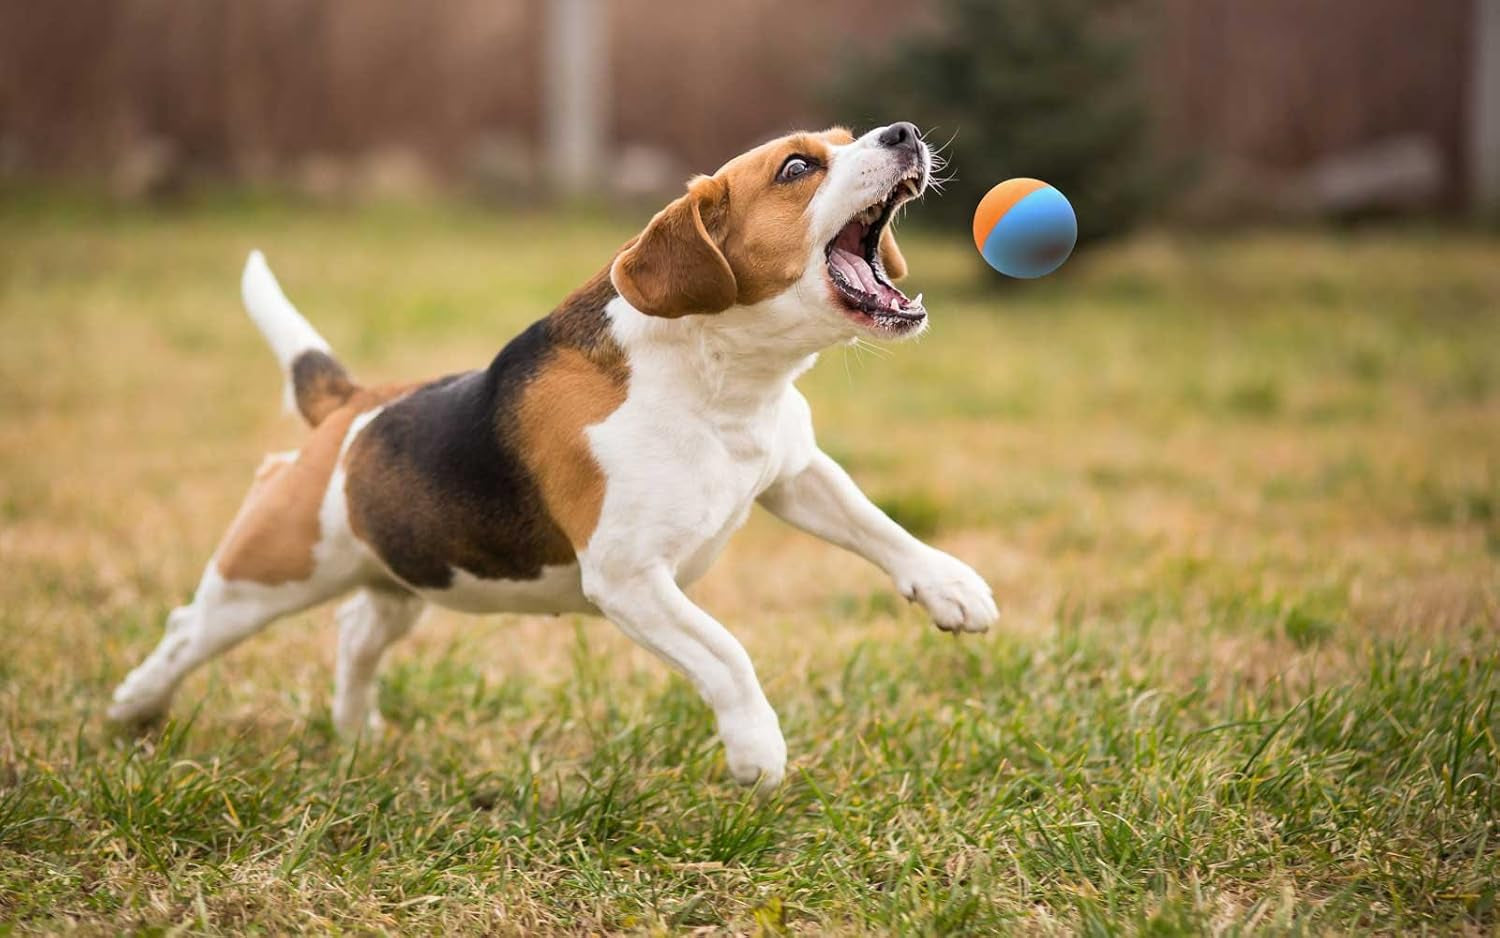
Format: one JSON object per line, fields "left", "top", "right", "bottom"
{"left": 910, "top": 292, "right": 924, "bottom": 308}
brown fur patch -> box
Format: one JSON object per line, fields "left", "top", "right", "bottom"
{"left": 612, "top": 177, "right": 737, "bottom": 319}
{"left": 291, "top": 350, "right": 357, "bottom": 426}
{"left": 548, "top": 269, "right": 631, "bottom": 378}
{"left": 215, "top": 385, "right": 406, "bottom": 585}
{"left": 341, "top": 274, "right": 627, "bottom": 589}
{"left": 515, "top": 347, "right": 629, "bottom": 549}
{"left": 717, "top": 129, "right": 847, "bottom": 304}
{"left": 613, "top": 128, "right": 863, "bottom": 316}
{"left": 343, "top": 374, "right": 580, "bottom": 587}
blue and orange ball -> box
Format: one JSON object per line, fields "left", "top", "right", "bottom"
{"left": 972, "top": 179, "right": 1077, "bottom": 278}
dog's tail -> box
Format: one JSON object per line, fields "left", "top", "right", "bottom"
{"left": 241, "top": 250, "right": 360, "bottom": 427}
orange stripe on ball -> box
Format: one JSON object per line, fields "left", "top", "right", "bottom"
{"left": 971, "top": 178, "right": 1049, "bottom": 252}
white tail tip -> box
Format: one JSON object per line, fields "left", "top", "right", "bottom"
{"left": 239, "top": 250, "right": 333, "bottom": 414}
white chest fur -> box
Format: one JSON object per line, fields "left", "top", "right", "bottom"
{"left": 583, "top": 299, "right": 821, "bottom": 586}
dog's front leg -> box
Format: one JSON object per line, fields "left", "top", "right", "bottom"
{"left": 581, "top": 563, "right": 786, "bottom": 787}
{"left": 759, "top": 450, "right": 999, "bottom": 633}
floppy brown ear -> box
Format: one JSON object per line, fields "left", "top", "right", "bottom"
{"left": 612, "top": 177, "right": 737, "bottom": 318}
{"left": 878, "top": 226, "right": 908, "bottom": 281}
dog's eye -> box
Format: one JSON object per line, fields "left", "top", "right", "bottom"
{"left": 777, "top": 156, "right": 815, "bottom": 182}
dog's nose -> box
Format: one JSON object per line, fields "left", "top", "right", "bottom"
{"left": 877, "top": 121, "right": 921, "bottom": 151}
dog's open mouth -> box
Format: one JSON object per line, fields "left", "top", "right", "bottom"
{"left": 825, "top": 168, "right": 925, "bottom": 335}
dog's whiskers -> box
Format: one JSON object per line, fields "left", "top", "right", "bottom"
{"left": 926, "top": 127, "right": 959, "bottom": 158}
{"left": 840, "top": 342, "right": 864, "bottom": 382}
{"left": 926, "top": 172, "right": 956, "bottom": 195}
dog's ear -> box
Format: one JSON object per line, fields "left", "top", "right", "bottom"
{"left": 612, "top": 176, "right": 737, "bottom": 318}
{"left": 878, "top": 225, "right": 908, "bottom": 281}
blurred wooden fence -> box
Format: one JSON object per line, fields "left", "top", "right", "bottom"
{"left": 1153, "top": 0, "right": 1472, "bottom": 206}
{"left": 0, "top": 0, "right": 1477, "bottom": 205}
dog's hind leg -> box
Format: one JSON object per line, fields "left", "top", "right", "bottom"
{"left": 107, "top": 563, "right": 356, "bottom": 726}
{"left": 331, "top": 588, "right": 423, "bottom": 738}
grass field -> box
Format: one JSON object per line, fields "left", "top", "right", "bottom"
{"left": 1, "top": 195, "right": 1498, "bottom": 934}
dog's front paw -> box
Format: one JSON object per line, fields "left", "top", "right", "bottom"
{"left": 718, "top": 706, "right": 787, "bottom": 790}
{"left": 895, "top": 549, "right": 998, "bottom": 634}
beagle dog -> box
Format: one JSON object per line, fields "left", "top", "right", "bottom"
{"left": 108, "top": 123, "right": 997, "bottom": 787}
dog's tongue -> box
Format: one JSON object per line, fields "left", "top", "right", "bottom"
{"left": 830, "top": 247, "right": 878, "bottom": 293}
{"left": 831, "top": 246, "right": 907, "bottom": 308}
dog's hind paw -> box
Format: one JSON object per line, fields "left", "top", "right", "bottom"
{"left": 106, "top": 685, "right": 172, "bottom": 729}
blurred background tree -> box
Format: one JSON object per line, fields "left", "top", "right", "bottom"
{"left": 832, "top": 0, "right": 1159, "bottom": 243}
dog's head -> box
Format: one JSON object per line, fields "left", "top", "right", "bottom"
{"left": 611, "top": 123, "right": 931, "bottom": 343}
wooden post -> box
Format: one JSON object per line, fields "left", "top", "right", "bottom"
{"left": 544, "top": 0, "right": 607, "bottom": 197}
{"left": 1475, "top": 0, "right": 1500, "bottom": 215}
